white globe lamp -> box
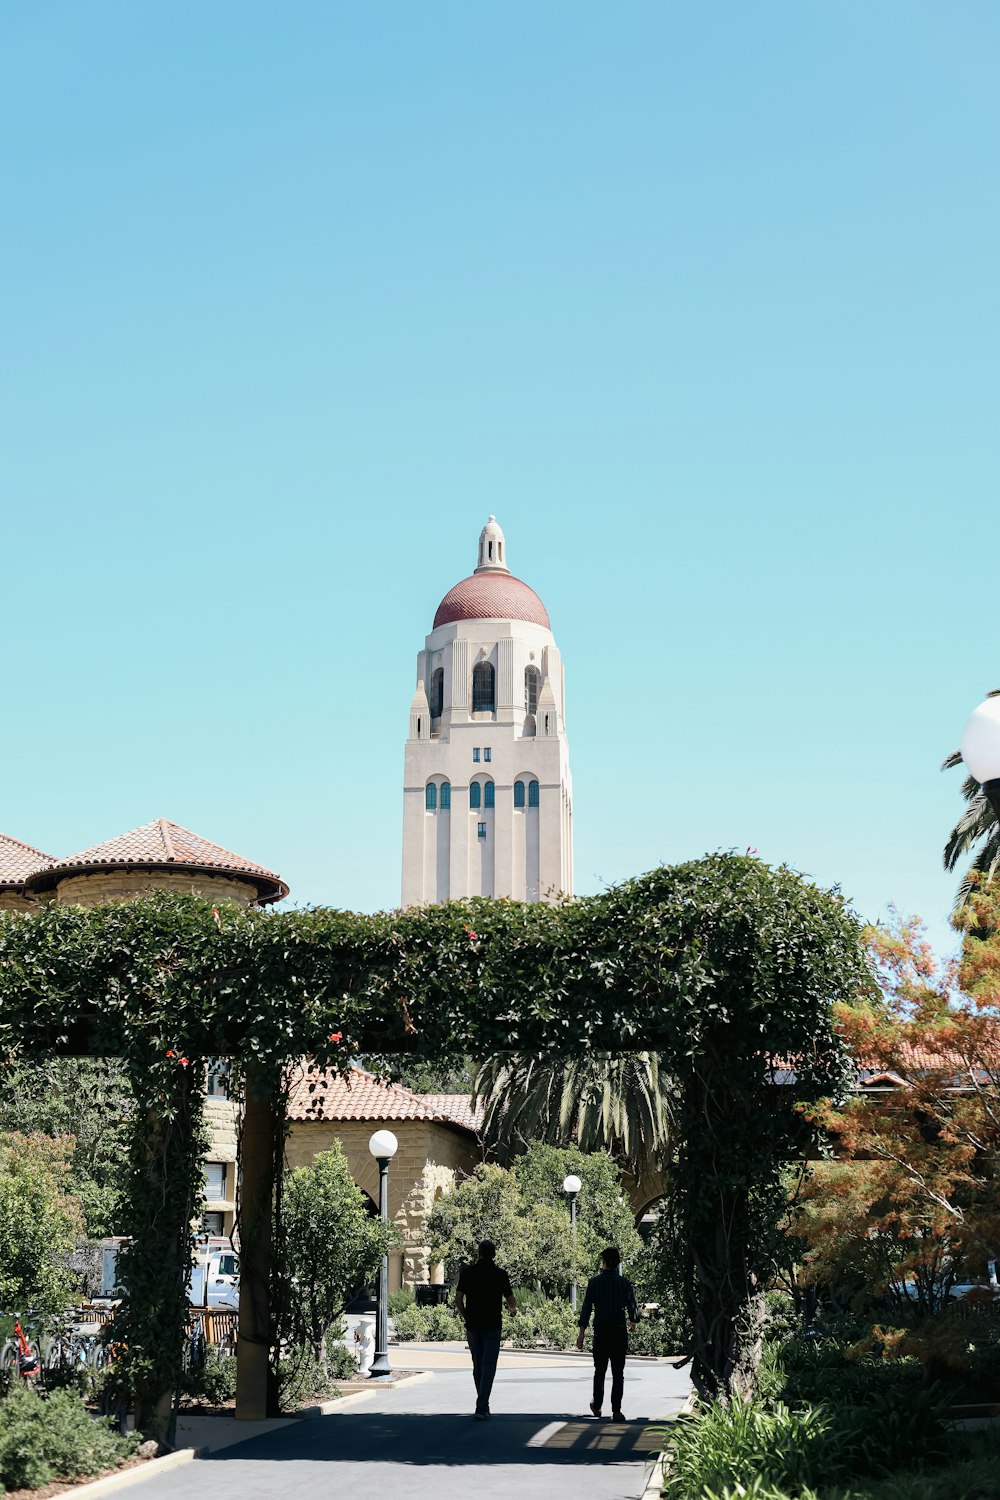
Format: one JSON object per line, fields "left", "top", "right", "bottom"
{"left": 961, "top": 696, "right": 1000, "bottom": 819}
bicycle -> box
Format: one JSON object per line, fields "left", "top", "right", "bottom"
{"left": 0, "top": 1315, "right": 42, "bottom": 1386}
{"left": 43, "top": 1314, "right": 106, "bottom": 1379}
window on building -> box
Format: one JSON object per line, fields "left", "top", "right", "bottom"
{"left": 425, "top": 782, "right": 438, "bottom": 811}
{"left": 477, "top": 823, "right": 487, "bottom": 839}
{"left": 514, "top": 780, "right": 525, "bottom": 809}
{"left": 528, "top": 780, "right": 540, "bottom": 807}
{"left": 469, "top": 781, "right": 482, "bottom": 809}
{"left": 440, "top": 781, "right": 451, "bottom": 810}
{"left": 484, "top": 780, "right": 495, "bottom": 809}
{"left": 430, "top": 667, "right": 444, "bottom": 718}
{"left": 472, "top": 747, "right": 481, "bottom": 762}
{"left": 204, "top": 1162, "right": 227, "bottom": 1200}
{"left": 206, "top": 1062, "right": 229, "bottom": 1099}
{"left": 483, "top": 747, "right": 492, "bottom": 762}
{"left": 202, "top": 1211, "right": 224, "bottom": 1236}
{"left": 525, "top": 665, "right": 541, "bottom": 716}
{"left": 472, "top": 661, "right": 495, "bottom": 712}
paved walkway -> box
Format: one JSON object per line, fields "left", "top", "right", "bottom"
{"left": 158, "top": 1349, "right": 690, "bottom": 1500}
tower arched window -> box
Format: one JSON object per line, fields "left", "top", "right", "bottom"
{"left": 425, "top": 782, "right": 437, "bottom": 811}
{"left": 484, "top": 780, "right": 495, "bottom": 809}
{"left": 525, "top": 665, "right": 541, "bottom": 717}
{"left": 430, "top": 668, "right": 444, "bottom": 719}
{"left": 528, "top": 780, "right": 540, "bottom": 808}
{"left": 440, "top": 781, "right": 451, "bottom": 810}
{"left": 513, "top": 780, "right": 525, "bottom": 809}
{"left": 469, "top": 781, "right": 482, "bottom": 810}
{"left": 472, "top": 661, "right": 495, "bottom": 713}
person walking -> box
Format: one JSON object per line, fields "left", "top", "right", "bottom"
{"left": 455, "top": 1240, "right": 517, "bottom": 1419}
{"left": 576, "top": 1246, "right": 639, "bottom": 1422}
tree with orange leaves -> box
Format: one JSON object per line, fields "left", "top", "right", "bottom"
{"left": 792, "top": 898, "right": 1000, "bottom": 1314}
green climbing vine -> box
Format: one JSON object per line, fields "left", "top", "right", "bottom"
{"left": 0, "top": 854, "right": 874, "bottom": 1414}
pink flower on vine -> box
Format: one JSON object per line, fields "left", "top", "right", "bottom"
{"left": 329, "top": 1031, "right": 343, "bottom": 1043}
{"left": 465, "top": 927, "right": 477, "bottom": 941}
{"left": 166, "top": 1049, "right": 175, "bottom": 1058}
{"left": 179, "top": 1057, "right": 190, "bottom": 1068}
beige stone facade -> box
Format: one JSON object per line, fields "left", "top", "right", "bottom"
{"left": 285, "top": 1118, "right": 479, "bottom": 1291}
{"left": 52, "top": 869, "right": 258, "bottom": 908}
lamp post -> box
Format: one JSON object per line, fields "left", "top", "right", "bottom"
{"left": 961, "top": 696, "right": 1000, "bottom": 822}
{"left": 368, "top": 1129, "right": 398, "bottom": 1382}
{"left": 562, "top": 1173, "right": 582, "bottom": 1312}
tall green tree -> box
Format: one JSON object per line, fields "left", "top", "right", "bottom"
{"left": 0, "top": 1133, "right": 82, "bottom": 1312}
{"left": 0, "top": 1059, "right": 133, "bottom": 1236}
{"left": 278, "top": 1144, "right": 396, "bottom": 1369}
{"left": 427, "top": 1145, "right": 643, "bottom": 1294}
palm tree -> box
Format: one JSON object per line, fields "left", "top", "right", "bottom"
{"left": 473, "top": 1050, "right": 673, "bottom": 1185}
{"left": 943, "top": 689, "right": 1000, "bottom": 909}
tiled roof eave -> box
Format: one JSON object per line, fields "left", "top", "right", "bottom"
{"left": 26, "top": 858, "right": 288, "bottom": 902}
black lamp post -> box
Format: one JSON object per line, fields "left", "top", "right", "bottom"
{"left": 962, "top": 697, "right": 1000, "bottom": 822}
{"left": 562, "top": 1173, "right": 582, "bottom": 1312}
{"left": 368, "top": 1128, "right": 398, "bottom": 1382}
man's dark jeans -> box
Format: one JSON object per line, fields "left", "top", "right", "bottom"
{"left": 467, "top": 1327, "right": 502, "bottom": 1413}
{"left": 592, "top": 1325, "right": 628, "bottom": 1413}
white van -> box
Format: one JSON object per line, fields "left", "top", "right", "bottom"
{"left": 99, "top": 1237, "right": 239, "bottom": 1309}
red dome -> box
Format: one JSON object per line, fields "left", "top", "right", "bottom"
{"left": 433, "top": 573, "right": 550, "bottom": 630}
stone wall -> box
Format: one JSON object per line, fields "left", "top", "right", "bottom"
{"left": 54, "top": 869, "right": 258, "bottom": 908}
{"left": 0, "top": 891, "right": 34, "bottom": 911}
{"left": 286, "top": 1120, "right": 479, "bottom": 1289}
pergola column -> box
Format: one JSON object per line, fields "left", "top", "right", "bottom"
{"left": 235, "top": 1073, "right": 282, "bottom": 1419}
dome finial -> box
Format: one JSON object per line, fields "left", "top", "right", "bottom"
{"left": 475, "top": 515, "right": 509, "bottom": 575}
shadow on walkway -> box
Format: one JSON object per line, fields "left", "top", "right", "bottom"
{"left": 204, "top": 1411, "right": 671, "bottom": 1468}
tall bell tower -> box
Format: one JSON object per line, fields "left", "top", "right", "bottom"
{"left": 402, "top": 517, "right": 573, "bottom": 906}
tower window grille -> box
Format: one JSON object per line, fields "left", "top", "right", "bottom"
{"left": 514, "top": 780, "right": 525, "bottom": 809}
{"left": 440, "top": 781, "right": 451, "bottom": 810}
{"left": 430, "top": 668, "right": 444, "bottom": 718}
{"left": 528, "top": 780, "right": 540, "bottom": 808}
{"left": 477, "top": 822, "right": 487, "bottom": 839}
{"left": 472, "top": 661, "right": 495, "bottom": 713}
{"left": 484, "top": 780, "right": 495, "bottom": 809}
{"left": 425, "top": 783, "right": 438, "bottom": 811}
{"left": 525, "top": 665, "right": 541, "bottom": 716}
{"left": 469, "top": 781, "right": 482, "bottom": 810}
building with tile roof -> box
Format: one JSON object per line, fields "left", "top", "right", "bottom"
{"left": 24, "top": 817, "right": 288, "bottom": 906}
{"left": 0, "top": 832, "right": 57, "bottom": 909}
{"left": 402, "top": 516, "right": 574, "bottom": 905}
{"left": 281, "top": 1064, "right": 483, "bottom": 1288}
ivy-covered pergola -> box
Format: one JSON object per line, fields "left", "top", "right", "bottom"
{"left": 0, "top": 853, "right": 871, "bottom": 1440}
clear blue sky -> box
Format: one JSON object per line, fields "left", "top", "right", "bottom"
{"left": 2, "top": 2, "right": 996, "bottom": 956}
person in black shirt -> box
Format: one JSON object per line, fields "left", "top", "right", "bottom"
{"left": 575, "top": 1246, "right": 639, "bottom": 1421}
{"left": 455, "top": 1240, "right": 517, "bottom": 1419}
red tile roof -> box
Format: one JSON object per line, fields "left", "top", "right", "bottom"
{"left": 0, "top": 832, "right": 56, "bottom": 889}
{"left": 25, "top": 818, "right": 288, "bottom": 903}
{"left": 287, "top": 1064, "right": 483, "bottom": 1135}
{"left": 433, "top": 573, "right": 550, "bottom": 630}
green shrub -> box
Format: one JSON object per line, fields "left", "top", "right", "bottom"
{"left": 388, "top": 1288, "right": 415, "bottom": 1317}
{"left": 326, "top": 1341, "right": 359, "bottom": 1380}
{"left": 506, "top": 1300, "right": 579, "bottom": 1349}
{"left": 663, "top": 1385, "right": 952, "bottom": 1499}
{"left": 391, "top": 1302, "right": 466, "bottom": 1342}
{"left": 0, "top": 1384, "right": 138, "bottom": 1490}
{"left": 181, "top": 1347, "right": 238, "bottom": 1407}
{"left": 277, "top": 1344, "right": 340, "bottom": 1410}
{"left": 664, "top": 1399, "right": 849, "bottom": 1498}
